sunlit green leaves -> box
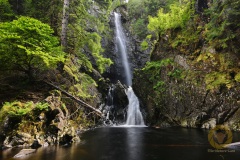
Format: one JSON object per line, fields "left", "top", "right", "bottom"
{"left": 0, "top": 101, "right": 49, "bottom": 122}
{"left": 0, "top": 16, "right": 65, "bottom": 77}
{"left": 148, "top": 1, "right": 192, "bottom": 35}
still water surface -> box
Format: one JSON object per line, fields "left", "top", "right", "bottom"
{"left": 1, "top": 127, "right": 240, "bottom": 160}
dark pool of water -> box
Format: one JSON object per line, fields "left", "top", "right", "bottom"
{"left": 1, "top": 127, "right": 240, "bottom": 160}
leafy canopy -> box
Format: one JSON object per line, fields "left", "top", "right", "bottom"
{"left": 148, "top": 1, "right": 192, "bottom": 35}
{"left": 0, "top": 16, "right": 65, "bottom": 77}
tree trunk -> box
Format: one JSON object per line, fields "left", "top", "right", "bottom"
{"left": 44, "top": 81, "right": 103, "bottom": 117}
{"left": 61, "top": 0, "right": 70, "bottom": 50}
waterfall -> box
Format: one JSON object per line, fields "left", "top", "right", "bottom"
{"left": 114, "top": 12, "right": 145, "bottom": 126}
{"left": 104, "top": 86, "right": 114, "bottom": 125}
{"left": 114, "top": 12, "right": 132, "bottom": 86}
{"left": 125, "top": 87, "right": 145, "bottom": 126}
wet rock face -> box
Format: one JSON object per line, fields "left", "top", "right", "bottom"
{"left": 100, "top": 81, "right": 128, "bottom": 125}
{"left": 133, "top": 66, "right": 240, "bottom": 130}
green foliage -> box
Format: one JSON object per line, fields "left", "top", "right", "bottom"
{"left": 0, "top": 16, "right": 65, "bottom": 78}
{"left": 170, "top": 22, "right": 200, "bottom": 50}
{"left": 205, "top": 72, "right": 233, "bottom": 90}
{"left": 63, "top": 55, "right": 98, "bottom": 99}
{"left": 143, "top": 0, "right": 166, "bottom": 16}
{"left": 235, "top": 73, "right": 240, "bottom": 82}
{"left": 67, "top": 0, "right": 113, "bottom": 74}
{"left": 153, "top": 80, "right": 165, "bottom": 91}
{"left": 143, "top": 58, "right": 173, "bottom": 90}
{"left": 69, "top": 72, "right": 97, "bottom": 99}
{"left": 86, "top": 32, "right": 113, "bottom": 73}
{"left": 0, "top": 0, "right": 15, "bottom": 22}
{"left": 131, "top": 18, "right": 148, "bottom": 39}
{"left": 141, "top": 40, "right": 149, "bottom": 51}
{"left": 195, "top": 52, "right": 239, "bottom": 90}
{"left": 141, "top": 34, "right": 152, "bottom": 51}
{"left": 141, "top": 58, "right": 178, "bottom": 107}
{"left": 35, "top": 102, "right": 49, "bottom": 111}
{"left": 167, "top": 68, "right": 183, "bottom": 79}
{"left": 0, "top": 101, "right": 49, "bottom": 122}
{"left": 128, "top": 0, "right": 145, "bottom": 19}
{"left": 148, "top": 1, "right": 193, "bottom": 35}
{"left": 92, "top": 0, "right": 112, "bottom": 10}
{"left": 143, "top": 59, "right": 173, "bottom": 73}
{"left": 110, "top": 0, "right": 122, "bottom": 11}
{"left": 196, "top": 52, "right": 234, "bottom": 72}
{"left": 204, "top": 0, "right": 240, "bottom": 50}
{"left": 23, "top": 0, "right": 62, "bottom": 33}
{"left": 127, "top": 0, "right": 169, "bottom": 40}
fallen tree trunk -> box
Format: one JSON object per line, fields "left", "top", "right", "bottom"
{"left": 44, "top": 81, "right": 103, "bottom": 117}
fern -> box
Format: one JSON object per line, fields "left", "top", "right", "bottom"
{"left": 0, "top": 101, "right": 49, "bottom": 122}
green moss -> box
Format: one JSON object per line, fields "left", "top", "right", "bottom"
{"left": 205, "top": 72, "right": 233, "bottom": 90}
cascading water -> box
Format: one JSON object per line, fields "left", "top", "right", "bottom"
{"left": 104, "top": 86, "right": 114, "bottom": 125}
{"left": 114, "top": 12, "right": 145, "bottom": 126}
{"left": 114, "top": 12, "right": 132, "bottom": 86}
{"left": 125, "top": 87, "right": 145, "bottom": 126}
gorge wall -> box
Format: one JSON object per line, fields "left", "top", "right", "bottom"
{"left": 132, "top": 0, "right": 240, "bottom": 130}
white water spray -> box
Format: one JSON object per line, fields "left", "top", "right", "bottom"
{"left": 125, "top": 87, "right": 145, "bottom": 126}
{"left": 114, "top": 12, "right": 145, "bottom": 126}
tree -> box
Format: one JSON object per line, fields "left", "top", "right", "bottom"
{"left": 0, "top": 16, "right": 65, "bottom": 80}
{"left": 0, "top": 0, "right": 15, "bottom": 22}
{"left": 22, "top": 0, "right": 62, "bottom": 35}
{"left": 65, "top": 0, "right": 112, "bottom": 74}
{"left": 61, "top": 0, "right": 70, "bottom": 49}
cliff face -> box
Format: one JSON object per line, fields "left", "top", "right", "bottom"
{"left": 133, "top": 0, "right": 240, "bottom": 130}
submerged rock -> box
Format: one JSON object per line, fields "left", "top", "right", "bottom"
{"left": 14, "top": 149, "right": 36, "bottom": 158}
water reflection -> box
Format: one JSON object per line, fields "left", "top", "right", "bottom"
{"left": 126, "top": 128, "right": 143, "bottom": 160}
{"left": 1, "top": 127, "right": 240, "bottom": 160}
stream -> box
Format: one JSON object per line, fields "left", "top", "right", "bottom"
{"left": 2, "top": 127, "right": 240, "bottom": 160}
